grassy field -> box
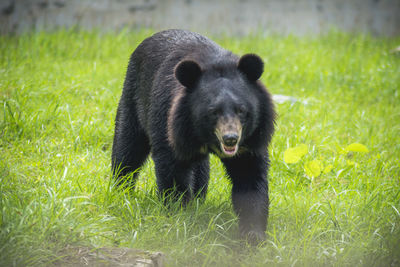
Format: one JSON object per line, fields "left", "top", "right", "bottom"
{"left": 1, "top": 29, "right": 399, "bottom": 266}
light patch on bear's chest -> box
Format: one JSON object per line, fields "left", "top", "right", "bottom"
{"left": 199, "top": 145, "right": 208, "bottom": 154}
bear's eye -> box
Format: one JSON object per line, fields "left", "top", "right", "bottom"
{"left": 236, "top": 105, "right": 246, "bottom": 116}
{"left": 208, "top": 107, "right": 219, "bottom": 117}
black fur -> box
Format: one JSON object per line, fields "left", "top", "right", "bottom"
{"left": 112, "top": 29, "right": 275, "bottom": 244}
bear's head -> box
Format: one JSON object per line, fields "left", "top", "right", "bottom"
{"left": 173, "top": 54, "right": 265, "bottom": 158}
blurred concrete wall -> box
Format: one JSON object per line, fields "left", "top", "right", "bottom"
{"left": 1, "top": 0, "right": 399, "bottom": 36}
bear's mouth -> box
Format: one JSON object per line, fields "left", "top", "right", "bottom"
{"left": 220, "top": 143, "right": 238, "bottom": 157}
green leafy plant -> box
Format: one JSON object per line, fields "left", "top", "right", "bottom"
{"left": 283, "top": 143, "right": 370, "bottom": 178}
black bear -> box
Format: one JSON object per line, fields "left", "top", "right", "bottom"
{"left": 112, "top": 29, "right": 275, "bottom": 244}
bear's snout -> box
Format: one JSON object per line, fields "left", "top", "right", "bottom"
{"left": 215, "top": 116, "right": 242, "bottom": 157}
{"left": 222, "top": 133, "right": 238, "bottom": 147}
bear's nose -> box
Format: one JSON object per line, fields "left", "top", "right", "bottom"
{"left": 222, "top": 134, "right": 238, "bottom": 146}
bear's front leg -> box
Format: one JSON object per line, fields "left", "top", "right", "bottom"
{"left": 222, "top": 153, "right": 270, "bottom": 245}
{"left": 152, "top": 149, "right": 194, "bottom": 204}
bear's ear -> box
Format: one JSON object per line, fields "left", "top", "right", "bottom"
{"left": 238, "top": 54, "right": 264, "bottom": 81}
{"left": 174, "top": 60, "right": 202, "bottom": 89}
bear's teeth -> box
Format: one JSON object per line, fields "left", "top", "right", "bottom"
{"left": 222, "top": 144, "right": 238, "bottom": 156}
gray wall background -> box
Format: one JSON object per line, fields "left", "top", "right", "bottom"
{"left": 1, "top": 0, "right": 399, "bottom": 36}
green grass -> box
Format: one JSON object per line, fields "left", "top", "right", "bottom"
{"left": 1, "top": 29, "right": 399, "bottom": 266}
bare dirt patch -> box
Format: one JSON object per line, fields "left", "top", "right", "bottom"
{"left": 53, "top": 246, "right": 165, "bottom": 267}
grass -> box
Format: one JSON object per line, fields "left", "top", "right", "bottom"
{"left": 1, "top": 29, "right": 399, "bottom": 266}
